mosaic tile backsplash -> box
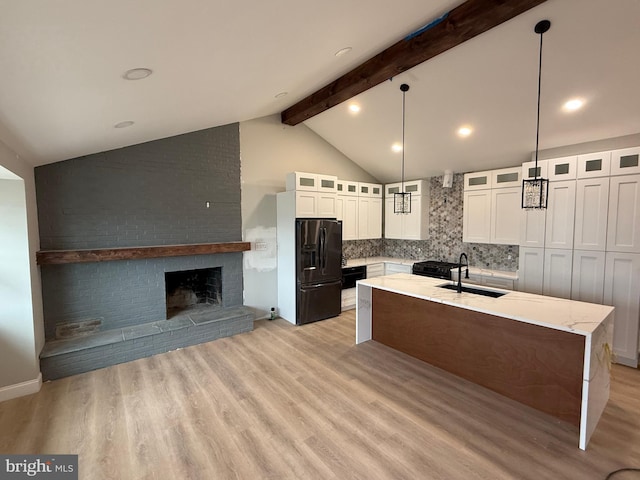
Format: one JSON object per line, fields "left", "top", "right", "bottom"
{"left": 343, "top": 173, "right": 519, "bottom": 272}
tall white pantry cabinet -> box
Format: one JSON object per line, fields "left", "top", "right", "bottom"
{"left": 517, "top": 146, "right": 640, "bottom": 367}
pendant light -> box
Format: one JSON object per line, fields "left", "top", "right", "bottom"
{"left": 522, "top": 20, "right": 551, "bottom": 209}
{"left": 394, "top": 83, "right": 411, "bottom": 214}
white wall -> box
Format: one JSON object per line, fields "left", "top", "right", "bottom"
{"left": 537, "top": 133, "right": 640, "bottom": 160}
{"left": 239, "top": 114, "right": 378, "bottom": 318}
{"left": 0, "top": 140, "right": 43, "bottom": 400}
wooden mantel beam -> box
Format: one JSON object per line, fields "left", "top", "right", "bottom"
{"left": 281, "top": 0, "right": 547, "bottom": 125}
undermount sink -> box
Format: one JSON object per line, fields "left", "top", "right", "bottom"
{"left": 438, "top": 283, "right": 507, "bottom": 298}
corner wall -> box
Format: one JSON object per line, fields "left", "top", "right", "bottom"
{"left": 0, "top": 141, "right": 43, "bottom": 400}
{"left": 239, "top": 114, "right": 378, "bottom": 318}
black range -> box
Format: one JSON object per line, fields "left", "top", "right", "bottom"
{"left": 412, "top": 260, "right": 461, "bottom": 280}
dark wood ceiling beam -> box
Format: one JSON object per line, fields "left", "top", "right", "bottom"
{"left": 281, "top": 0, "right": 547, "bottom": 126}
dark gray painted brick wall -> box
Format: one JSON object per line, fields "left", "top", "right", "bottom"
{"left": 35, "top": 123, "right": 240, "bottom": 249}
{"left": 35, "top": 124, "right": 245, "bottom": 339}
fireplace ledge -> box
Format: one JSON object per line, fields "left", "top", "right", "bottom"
{"left": 36, "top": 241, "right": 251, "bottom": 265}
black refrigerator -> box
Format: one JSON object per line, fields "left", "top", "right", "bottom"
{"left": 295, "top": 218, "right": 342, "bottom": 325}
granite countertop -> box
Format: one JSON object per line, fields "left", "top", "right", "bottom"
{"left": 358, "top": 273, "right": 613, "bottom": 336}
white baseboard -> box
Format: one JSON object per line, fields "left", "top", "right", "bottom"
{"left": 0, "top": 372, "right": 42, "bottom": 403}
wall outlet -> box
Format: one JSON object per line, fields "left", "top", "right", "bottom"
{"left": 254, "top": 241, "right": 268, "bottom": 251}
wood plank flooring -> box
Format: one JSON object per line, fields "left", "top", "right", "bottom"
{"left": 1, "top": 311, "right": 638, "bottom": 479}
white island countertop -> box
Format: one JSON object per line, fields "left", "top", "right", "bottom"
{"left": 358, "top": 273, "right": 613, "bottom": 336}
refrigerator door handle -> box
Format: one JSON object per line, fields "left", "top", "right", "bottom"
{"left": 319, "top": 227, "right": 326, "bottom": 270}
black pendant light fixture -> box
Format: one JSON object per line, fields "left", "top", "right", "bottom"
{"left": 394, "top": 83, "right": 411, "bottom": 214}
{"left": 522, "top": 19, "right": 551, "bottom": 209}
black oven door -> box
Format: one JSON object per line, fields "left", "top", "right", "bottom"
{"left": 342, "top": 266, "right": 367, "bottom": 289}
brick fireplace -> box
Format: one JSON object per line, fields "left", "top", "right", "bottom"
{"left": 35, "top": 123, "right": 254, "bottom": 380}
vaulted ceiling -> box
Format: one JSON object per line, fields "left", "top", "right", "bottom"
{"left": 1, "top": 0, "right": 638, "bottom": 184}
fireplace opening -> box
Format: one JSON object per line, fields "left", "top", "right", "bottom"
{"left": 165, "top": 267, "right": 222, "bottom": 319}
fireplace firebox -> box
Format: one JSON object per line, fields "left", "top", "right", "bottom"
{"left": 165, "top": 267, "right": 222, "bottom": 318}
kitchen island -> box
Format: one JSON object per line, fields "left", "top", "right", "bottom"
{"left": 356, "top": 273, "right": 614, "bottom": 450}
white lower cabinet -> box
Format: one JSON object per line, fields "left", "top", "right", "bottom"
{"left": 366, "top": 263, "right": 384, "bottom": 278}
{"left": 571, "top": 250, "right": 605, "bottom": 303}
{"left": 604, "top": 252, "right": 640, "bottom": 367}
{"left": 543, "top": 248, "right": 573, "bottom": 299}
{"left": 518, "top": 247, "right": 544, "bottom": 295}
{"left": 384, "top": 263, "right": 411, "bottom": 275}
{"left": 341, "top": 288, "right": 356, "bottom": 311}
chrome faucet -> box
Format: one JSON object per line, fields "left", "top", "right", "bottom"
{"left": 458, "top": 253, "right": 469, "bottom": 293}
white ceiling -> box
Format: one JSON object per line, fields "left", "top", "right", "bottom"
{"left": 0, "top": 0, "right": 638, "bottom": 184}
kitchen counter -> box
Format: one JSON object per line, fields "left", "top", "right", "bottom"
{"left": 356, "top": 273, "right": 614, "bottom": 450}
{"left": 344, "top": 256, "right": 418, "bottom": 268}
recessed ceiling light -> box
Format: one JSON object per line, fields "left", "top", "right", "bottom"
{"left": 275, "top": 92, "right": 288, "bottom": 98}
{"left": 391, "top": 143, "right": 403, "bottom": 153}
{"left": 335, "top": 47, "right": 352, "bottom": 57}
{"left": 114, "top": 121, "right": 134, "bottom": 129}
{"left": 457, "top": 126, "right": 473, "bottom": 138}
{"left": 348, "top": 103, "right": 361, "bottom": 113}
{"left": 563, "top": 98, "right": 584, "bottom": 112}
{"left": 123, "top": 68, "right": 153, "bottom": 80}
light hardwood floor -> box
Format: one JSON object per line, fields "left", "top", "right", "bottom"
{"left": 1, "top": 311, "right": 638, "bottom": 479}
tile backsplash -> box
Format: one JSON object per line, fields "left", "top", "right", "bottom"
{"left": 342, "top": 173, "right": 519, "bottom": 272}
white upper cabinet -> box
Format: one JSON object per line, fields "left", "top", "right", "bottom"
{"left": 492, "top": 167, "right": 521, "bottom": 188}
{"left": 358, "top": 196, "right": 382, "bottom": 239}
{"left": 337, "top": 180, "right": 359, "bottom": 196}
{"left": 607, "top": 174, "right": 640, "bottom": 253}
{"left": 545, "top": 180, "right": 576, "bottom": 249}
{"left": 463, "top": 189, "right": 492, "bottom": 243}
{"left": 464, "top": 170, "right": 492, "bottom": 190}
{"left": 522, "top": 159, "right": 548, "bottom": 181}
{"left": 287, "top": 172, "right": 337, "bottom": 192}
{"left": 611, "top": 147, "right": 640, "bottom": 176}
{"left": 520, "top": 162, "right": 546, "bottom": 247}
{"left": 577, "top": 151, "right": 611, "bottom": 178}
{"left": 464, "top": 169, "right": 520, "bottom": 245}
{"left": 358, "top": 182, "right": 383, "bottom": 198}
{"left": 490, "top": 187, "right": 521, "bottom": 244}
{"left": 548, "top": 156, "right": 577, "bottom": 182}
{"left": 518, "top": 247, "right": 544, "bottom": 294}
{"left": 574, "top": 177, "right": 610, "bottom": 251}
{"left": 384, "top": 180, "right": 430, "bottom": 240}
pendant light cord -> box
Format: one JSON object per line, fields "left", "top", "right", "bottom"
{"left": 401, "top": 87, "right": 406, "bottom": 192}
{"left": 534, "top": 28, "right": 544, "bottom": 178}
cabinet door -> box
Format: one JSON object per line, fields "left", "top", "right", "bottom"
{"left": 548, "top": 156, "right": 577, "bottom": 181}
{"left": 518, "top": 247, "right": 544, "bottom": 294}
{"left": 604, "top": 252, "right": 640, "bottom": 367}
{"left": 520, "top": 209, "right": 546, "bottom": 247}
{"left": 368, "top": 198, "right": 382, "bottom": 239}
{"left": 358, "top": 197, "right": 371, "bottom": 239}
{"left": 384, "top": 197, "right": 403, "bottom": 239}
{"left": 492, "top": 168, "right": 521, "bottom": 188}
{"left": 490, "top": 187, "right": 521, "bottom": 244}
{"left": 571, "top": 250, "right": 605, "bottom": 303}
{"left": 463, "top": 190, "right": 491, "bottom": 243}
{"left": 577, "top": 151, "right": 611, "bottom": 178}
{"left": 316, "top": 193, "right": 337, "bottom": 218}
{"left": 574, "top": 177, "right": 609, "bottom": 251}
{"left": 317, "top": 175, "right": 338, "bottom": 193}
{"left": 335, "top": 196, "right": 344, "bottom": 221}
{"left": 543, "top": 248, "right": 573, "bottom": 299}
{"left": 295, "top": 191, "right": 317, "bottom": 217}
{"left": 611, "top": 147, "right": 640, "bottom": 176}
{"left": 522, "top": 160, "right": 549, "bottom": 180}
{"left": 545, "top": 180, "right": 576, "bottom": 249}
{"left": 403, "top": 195, "right": 424, "bottom": 240}
{"left": 287, "top": 172, "right": 317, "bottom": 191}
{"left": 607, "top": 174, "right": 640, "bottom": 253}
{"left": 464, "top": 171, "right": 492, "bottom": 190}
{"left": 342, "top": 196, "right": 358, "bottom": 240}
